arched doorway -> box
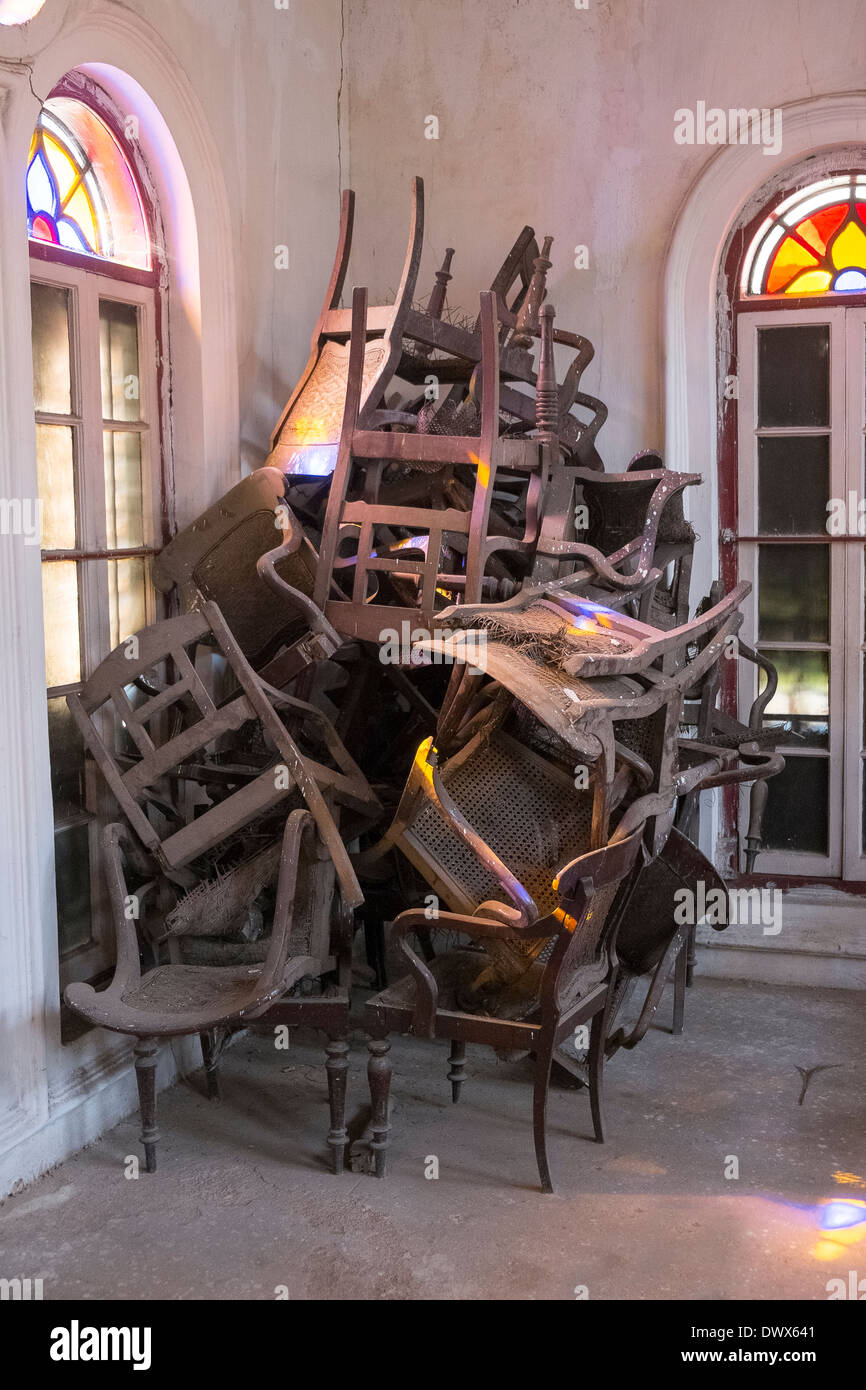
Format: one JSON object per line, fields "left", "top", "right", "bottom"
{"left": 728, "top": 171, "right": 866, "bottom": 881}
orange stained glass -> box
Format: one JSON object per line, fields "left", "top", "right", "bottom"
{"left": 766, "top": 237, "right": 820, "bottom": 294}
{"left": 743, "top": 177, "right": 866, "bottom": 297}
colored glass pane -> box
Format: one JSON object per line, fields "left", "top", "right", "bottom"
{"left": 766, "top": 236, "right": 819, "bottom": 293}
{"left": 809, "top": 203, "right": 847, "bottom": 249}
{"left": 31, "top": 214, "right": 57, "bottom": 244}
{"left": 26, "top": 97, "right": 150, "bottom": 270}
{"left": 743, "top": 177, "right": 866, "bottom": 297}
{"left": 830, "top": 220, "right": 866, "bottom": 271}
{"left": 42, "top": 132, "right": 79, "bottom": 203}
{"left": 784, "top": 269, "right": 833, "bottom": 295}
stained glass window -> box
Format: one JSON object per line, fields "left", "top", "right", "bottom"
{"left": 27, "top": 98, "right": 151, "bottom": 271}
{"left": 742, "top": 175, "right": 866, "bottom": 297}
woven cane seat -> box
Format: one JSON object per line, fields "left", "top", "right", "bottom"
{"left": 405, "top": 732, "right": 594, "bottom": 918}
{"left": 370, "top": 948, "right": 545, "bottom": 1023}
{"left": 120, "top": 964, "right": 265, "bottom": 1014}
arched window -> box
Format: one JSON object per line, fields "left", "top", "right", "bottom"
{"left": 741, "top": 174, "right": 866, "bottom": 297}
{"left": 728, "top": 166, "right": 866, "bottom": 883}
{"left": 29, "top": 79, "right": 166, "bottom": 1005}
{"left": 27, "top": 98, "right": 151, "bottom": 269}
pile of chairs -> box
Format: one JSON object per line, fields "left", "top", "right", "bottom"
{"left": 64, "top": 177, "right": 783, "bottom": 1191}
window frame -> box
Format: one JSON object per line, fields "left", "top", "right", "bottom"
{"left": 719, "top": 166, "right": 866, "bottom": 888}
{"left": 29, "top": 78, "right": 170, "bottom": 996}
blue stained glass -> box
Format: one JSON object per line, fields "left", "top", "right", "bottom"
{"left": 27, "top": 150, "right": 56, "bottom": 217}
{"left": 833, "top": 268, "right": 866, "bottom": 292}
{"left": 57, "top": 218, "right": 90, "bottom": 253}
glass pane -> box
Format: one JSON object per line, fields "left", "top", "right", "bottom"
{"left": 762, "top": 756, "right": 829, "bottom": 855}
{"left": 35, "top": 422, "right": 76, "bottom": 549}
{"left": 99, "top": 300, "right": 141, "bottom": 421}
{"left": 103, "top": 431, "right": 143, "bottom": 548}
{"left": 108, "top": 556, "right": 147, "bottom": 650}
{"left": 757, "top": 435, "right": 829, "bottom": 534}
{"left": 758, "top": 544, "right": 829, "bottom": 643}
{"left": 30, "top": 281, "right": 72, "bottom": 415}
{"left": 762, "top": 649, "right": 829, "bottom": 747}
{"left": 42, "top": 561, "right": 80, "bottom": 687}
{"left": 47, "top": 697, "right": 88, "bottom": 820}
{"left": 54, "top": 822, "right": 92, "bottom": 958}
{"left": 757, "top": 324, "right": 829, "bottom": 427}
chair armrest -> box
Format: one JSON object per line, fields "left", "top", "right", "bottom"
{"left": 736, "top": 640, "right": 779, "bottom": 736}
{"left": 256, "top": 533, "right": 342, "bottom": 660}
{"left": 99, "top": 823, "right": 146, "bottom": 994}
{"left": 390, "top": 906, "right": 556, "bottom": 1036}
{"left": 257, "top": 810, "right": 318, "bottom": 994}
{"left": 693, "top": 745, "right": 785, "bottom": 790}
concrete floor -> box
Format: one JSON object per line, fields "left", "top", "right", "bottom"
{"left": 2, "top": 976, "right": 864, "bottom": 1300}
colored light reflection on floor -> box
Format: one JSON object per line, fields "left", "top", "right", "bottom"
{"left": 813, "top": 1198, "right": 866, "bottom": 1261}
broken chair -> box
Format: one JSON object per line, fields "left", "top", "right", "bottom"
{"left": 64, "top": 810, "right": 353, "bottom": 1174}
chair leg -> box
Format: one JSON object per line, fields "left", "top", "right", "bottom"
{"left": 588, "top": 997, "right": 615, "bottom": 1144}
{"left": 447, "top": 1040, "right": 466, "bottom": 1103}
{"left": 325, "top": 1036, "right": 349, "bottom": 1175}
{"left": 367, "top": 1038, "right": 392, "bottom": 1178}
{"left": 199, "top": 1028, "right": 222, "bottom": 1101}
{"left": 672, "top": 937, "right": 688, "bottom": 1036}
{"left": 685, "top": 922, "right": 697, "bottom": 987}
{"left": 532, "top": 1039, "right": 555, "bottom": 1194}
{"left": 133, "top": 1038, "right": 160, "bottom": 1174}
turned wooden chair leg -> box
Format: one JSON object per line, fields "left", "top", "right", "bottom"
{"left": 447, "top": 1040, "right": 466, "bottom": 1103}
{"left": 367, "top": 1038, "right": 392, "bottom": 1178}
{"left": 532, "top": 1038, "right": 555, "bottom": 1194}
{"left": 133, "top": 1038, "right": 160, "bottom": 1173}
{"left": 588, "top": 998, "right": 614, "bottom": 1145}
{"left": 325, "top": 1036, "right": 349, "bottom": 1175}
{"left": 672, "top": 937, "right": 688, "bottom": 1036}
{"left": 199, "top": 1028, "right": 222, "bottom": 1101}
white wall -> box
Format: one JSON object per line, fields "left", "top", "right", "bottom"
{"left": 342, "top": 0, "right": 866, "bottom": 471}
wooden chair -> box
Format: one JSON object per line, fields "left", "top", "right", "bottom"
{"left": 266, "top": 178, "right": 425, "bottom": 478}
{"left": 152, "top": 467, "right": 336, "bottom": 672}
{"left": 64, "top": 810, "right": 353, "bottom": 1174}
{"left": 313, "top": 289, "right": 559, "bottom": 646}
{"left": 152, "top": 467, "right": 346, "bottom": 696}
{"left": 410, "top": 581, "right": 753, "bottom": 859}
{"left": 533, "top": 464, "right": 700, "bottom": 603}
{"left": 363, "top": 819, "right": 647, "bottom": 1192}
{"left": 66, "top": 600, "right": 378, "bottom": 908}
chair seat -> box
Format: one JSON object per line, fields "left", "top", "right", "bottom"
{"left": 406, "top": 732, "right": 594, "bottom": 919}
{"left": 122, "top": 963, "right": 264, "bottom": 1013}
{"left": 368, "top": 949, "right": 544, "bottom": 1025}
{"left": 65, "top": 963, "right": 275, "bottom": 1037}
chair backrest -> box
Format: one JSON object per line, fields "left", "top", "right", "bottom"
{"left": 540, "top": 822, "right": 645, "bottom": 1020}
{"left": 313, "top": 288, "right": 555, "bottom": 647}
{"left": 266, "top": 178, "right": 425, "bottom": 477}
{"left": 67, "top": 600, "right": 371, "bottom": 906}
{"left": 152, "top": 469, "right": 321, "bottom": 667}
